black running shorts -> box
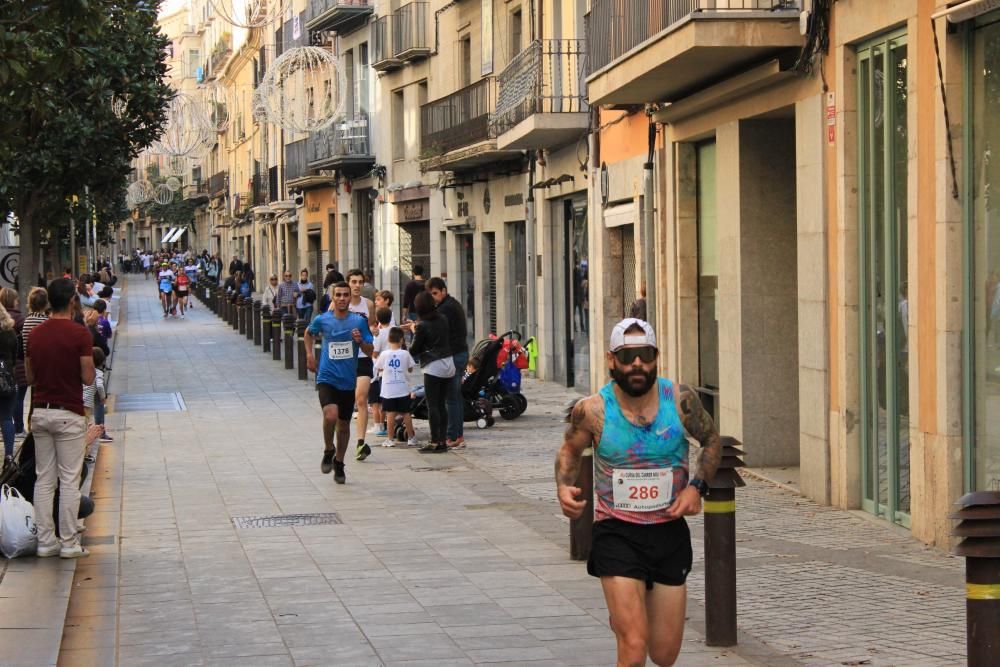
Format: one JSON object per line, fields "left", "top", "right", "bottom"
{"left": 357, "top": 357, "right": 374, "bottom": 379}
{"left": 368, "top": 378, "right": 382, "bottom": 403}
{"left": 381, "top": 395, "right": 411, "bottom": 413}
{"left": 317, "top": 383, "right": 355, "bottom": 421}
{"left": 587, "top": 517, "right": 692, "bottom": 589}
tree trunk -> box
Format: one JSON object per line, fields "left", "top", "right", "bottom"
{"left": 17, "top": 200, "right": 39, "bottom": 307}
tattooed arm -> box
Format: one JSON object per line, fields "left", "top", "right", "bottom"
{"left": 555, "top": 397, "right": 598, "bottom": 519}
{"left": 677, "top": 384, "right": 722, "bottom": 483}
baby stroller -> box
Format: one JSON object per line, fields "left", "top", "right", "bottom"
{"left": 477, "top": 331, "right": 528, "bottom": 420}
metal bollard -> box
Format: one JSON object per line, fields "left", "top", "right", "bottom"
{"left": 704, "top": 436, "right": 746, "bottom": 647}
{"left": 245, "top": 299, "right": 254, "bottom": 341}
{"left": 296, "top": 319, "right": 308, "bottom": 381}
{"left": 271, "top": 309, "right": 283, "bottom": 361}
{"left": 283, "top": 313, "right": 295, "bottom": 370}
{"left": 253, "top": 300, "right": 262, "bottom": 346}
{"left": 233, "top": 296, "right": 242, "bottom": 330}
{"left": 217, "top": 288, "right": 226, "bottom": 320}
{"left": 238, "top": 296, "right": 248, "bottom": 336}
{"left": 951, "top": 491, "right": 1000, "bottom": 667}
{"left": 569, "top": 448, "right": 594, "bottom": 561}
{"left": 262, "top": 305, "right": 272, "bottom": 353}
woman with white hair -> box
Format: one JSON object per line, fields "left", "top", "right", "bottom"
{"left": 0, "top": 302, "right": 19, "bottom": 470}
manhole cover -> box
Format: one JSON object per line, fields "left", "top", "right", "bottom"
{"left": 232, "top": 513, "right": 342, "bottom": 529}
{"left": 113, "top": 392, "right": 186, "bottom": 413}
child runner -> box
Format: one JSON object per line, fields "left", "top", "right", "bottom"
{"left": 375, "top": 327, "right": 417, "bottom": 447}
{"left": 175, "top": 266, "right": 191, "bottom": 318}
{"left": 369, "top": 307, "right": 393, "bottom": 438}
{"left": 374, "top": 290, "right": 396, "bottom": 326}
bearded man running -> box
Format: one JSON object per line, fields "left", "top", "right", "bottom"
{"left": 555, "top": 318, "right": 722, "bottom": 667}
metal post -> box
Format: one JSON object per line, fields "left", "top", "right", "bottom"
{"left": 704, "top": 436, "right": 745, "bottom": 647}
{"left": 231, "top": 296, "right": 241, "bottom": 330}
{"left": 569, "top": 449, "right": 594, "bottom": 561}
{"left": 951, "top": 491, "right": 1000, "bottom": 667}
{"left": 272, "top": 309, "right": 283, "bottom": 361}
{"left": 238, "top": 296, "right": 247, "bottom": 336}
{"left": 253, "top": 300, "right": 262, "bottom": 346}
{"left": 262, "top": 305, "right": 272, "bottom": 353}
{"left": 296, "top": 319, "right": 308, "bottom": 381}
{"left": 245, "top": 299, "right": 254, "bottom": 341}
{"left": 526, "top": 156, "right": 537, "bottom": 342}
{"left": 643, "top": 154, "right": 656, "bottom": 328}
{"left": 218, "top": 288, "right": 227, "bottom": 320}
{"left": 283, "top": 313, "right": 295, "bottom": 370}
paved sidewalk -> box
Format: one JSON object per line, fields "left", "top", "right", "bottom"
{"left": 59, "top": 278, "right": 966, "bottom": 666}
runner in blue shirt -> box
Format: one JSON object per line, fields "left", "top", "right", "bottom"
{"left": 304, "top": 281, "right": 374, "bottom": 484}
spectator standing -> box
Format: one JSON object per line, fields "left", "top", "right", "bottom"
{"left": 0, "top": 303, "right": 18, "bottom": 470}
{"left": 27, "top": 277, "right": 96, "bottom": 559}
{"left": 85, "top": 310, "right": 109, "bottom": 357}
{"left": 83, "top": 347, "right": 109, "bottom": 447}
{"left": 402, "top": 266, "right": 426, "bottom": 322}
{"left": 323, "top": 263, "right": 344, "bottom": 290}
{"left": 242, "top": 261, "right": 256, "bottom": 293}
{"left": 1, "top": 288, "right": 26, "bottom": 436}
{"left": 19, "top": 288, "right": 49, "bottom": 434}
{"left": 94, "top": 299, "right": 113, "bottom": 341}
{"left": 374, "top": 290, "right": 396, "bottom": 327}
{"left": 261, "top": 274, "right": 280, "bottom": 309}
{"left": 276, "top": 270, "right": 298, "bottom": 314}
{"left": 228, "top": 255, "right": 243, "bottom": 277}
{"left": 296, "top": 269, "right": 315, "bottom": 321}
{"left": 427, "top": 277, "right": 470, "bottom": 449}
{"left": 406, "top": 291, "right": 454, "bottom": 453}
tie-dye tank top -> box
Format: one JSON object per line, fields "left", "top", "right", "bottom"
{"left": 593, "top": 378, "right": 689, "bottom": 525}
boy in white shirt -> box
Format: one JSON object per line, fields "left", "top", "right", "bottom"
{"left": 370, "top": 307, "right": 393, "bottom": 437}
{"left": 374, "top": 327, "right": 417, "bottom": 447}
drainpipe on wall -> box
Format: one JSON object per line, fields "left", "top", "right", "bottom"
{"left": 526, "top": 155, "right": 537, "bottom": 345}
{"left": 643, "top": 114, "right": 656, "bottom": 330}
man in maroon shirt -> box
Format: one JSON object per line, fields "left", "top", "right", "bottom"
{"left": 26, "top": 277, "right": 95, "bottom": 559}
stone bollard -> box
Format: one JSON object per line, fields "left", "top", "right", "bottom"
{"left": 271, "top": 309, "right": 283, "bottom": 361}
{"left": 283, "top": 313, "right": 295, "bottom": 370}
{"left": 569, "top": 448, "right": 594, "bottom": 561}
{"left": 704, "top": 436, "right": 746, "bottom": 647}
{"left": 262, "top": 305, "right": 272, "bottom": 353}
{"left": 238, "top": 296, "right": 248, "bottom": 336}
{"left": 245, "top": 299, "right": 254, "bottom": 341}
{"left": 951, "top": 490, "right": 1000, "bottom": 667}
{"left": 296, "top": 319, "right": 308, "bottom": 381}
{"left": 253, "top": 300, "right": 262, "bottom": 346}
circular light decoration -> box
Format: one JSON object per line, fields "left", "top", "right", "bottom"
{"left": 154, "top": 92, "right": 215, "bottom": 158}
{"left": 164, "top": 155, "right": 187, "bottom": 177}
{"left": 128, "top": 180, "right": 155, "bottom": 204}
{"left": 165, "top": 176, "right": 182, "bottom": 192}
{"left": 210, "top": 0, "right": 283, "bottom": 29}
{"left": 200, "top": 81, "right": 231, "bottom": 133}
{"left": 111, "top": 96, "right": 128, "bottom": 119}
{"left": 154, "top": 184, "right": 175, "bottom": 205}
{"left": 254, "top": 46, "right": 347, "bottom": 133}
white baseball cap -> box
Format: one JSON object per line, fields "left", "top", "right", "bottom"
{"left": 609, "top": 318, "right": 657, "bottom": 352}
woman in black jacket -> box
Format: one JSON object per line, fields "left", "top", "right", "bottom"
{"left": 0, "top": 303, "right": 18, "bottom": 469}
{"left": 406, "top": 291, "right": 454, "bottom": 453}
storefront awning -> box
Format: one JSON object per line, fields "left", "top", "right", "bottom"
{"left": 933, "top": 0, "right": 1000, "bottom": 22}
{"left": 160, "top": 227, "right": 177, "bottom": 243}
{"left": 604, "top": 202, "right": 637, "bottom": 228}
{"left": 166, "top": 227, "right": 187, "bottom": 243}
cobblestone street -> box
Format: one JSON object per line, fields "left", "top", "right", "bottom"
{"left": 57, "top": 280, "right": 967, "bottom": 666}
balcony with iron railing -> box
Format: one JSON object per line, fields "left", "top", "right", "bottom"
{"left": 585, "top": 0, "right": 802, "bottom": 106}
{"left": 284, "top": 139, "right": 309, "bottom": 183}
{"left": 491, "top": 39, "right": 589, "bottom": 151}
{"left": 371, "top": 3, "right": 429, "bottom": 71}
{"left": 252, "top": 173, "right": 268, "bottom": 206}
{"left": 307, "top": 0, "right": 372, "bottom": 35}
{"left": 183, "top": 178, "right": 209, "bottom": 201}
{"left": 307, "top": 113, "right": 374, "bottom": 174}
{"left": 420, "top": 78, "right": 519, "bottom": 171}
{"left": 233, "top": 192, "right": 252, "bottom": 216}
{"left": 208, "top": 171, "right": 227, "bottom": 197}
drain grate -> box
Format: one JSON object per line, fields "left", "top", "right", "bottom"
{"left": 113, "top": 392, "right": 186, "bottom": 413}
{"left": 232, "top": 513, "right": 342, "bottom": 529}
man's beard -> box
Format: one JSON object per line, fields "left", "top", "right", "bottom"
{"left": 611, "top": 365, "right": 657, "bottom": 397}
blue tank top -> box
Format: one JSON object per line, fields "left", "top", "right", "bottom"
{"left": 593, "top": 378, "right": 689, "bottom": 524}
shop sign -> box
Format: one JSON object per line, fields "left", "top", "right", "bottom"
{"left": 826, "top": 92, "right": 836, "bottom": 146}
{"left": 396, "top": 198, "right": 429, "bottom": 223}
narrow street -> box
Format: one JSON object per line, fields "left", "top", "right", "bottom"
{"left": 58, "top": 279, "right": 966, "bottom": 666}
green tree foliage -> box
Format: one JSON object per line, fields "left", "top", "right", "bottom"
{"left": 0, "top": 1, "right": 171, "bottom": 294}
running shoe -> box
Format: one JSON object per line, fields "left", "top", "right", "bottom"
{"left": 100, "top": 432, "right": 114, "bottom": 442}
{"left": 321, "top": 450, "right": 335, "bottom": 474}
{"left": 381, "top": 439, "right": 395, "bottom": 448}
{"left": 356, "top": 440, "right": 372, "bottom": 461}
{"left": 333, "top": 459, "right": 346, "bottom": 484}
{"left": 447, "top": 437, "right": 466, "bottom": 450}
{"left": 59, "top": 545, "right": 90, "bottom": 559}
{"left": 375, "top": 426, "right": 388, "bottom": 437}
{"left": 406, "top": 436, "right": 419, "bottom": 447}
{"left": 418, "top": 442, "right": 448, "bottom": 454}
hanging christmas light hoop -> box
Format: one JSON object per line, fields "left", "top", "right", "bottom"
{"left": 199, "top": 80, "right": 231, "bottom": 133}
{"left": 154, "top": 184, "right": 175, "bottom": 206}
{"left": 165, "top": 176, "right": 182, "bottom": 192}
{"left": 254, "top": 46, "right": 347, "bottom": 133}
{"left": 210, "top": 0, "right": 284, "bottom": 29}
{"left": 154, "top": 92, "right": 215, "bottom": 158}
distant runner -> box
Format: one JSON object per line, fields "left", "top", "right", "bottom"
{"left": 555, "top": 318, "right": 722, "bottom": 667}
{"left": 346, "top": 268, "right": 376, "bottom": 461}
{"left": 157, "top": 262, "right": 175, "bottom": 318}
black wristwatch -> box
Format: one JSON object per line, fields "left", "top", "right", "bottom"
{"left": 689, "top": 479, "right": 710, "bottom": 498}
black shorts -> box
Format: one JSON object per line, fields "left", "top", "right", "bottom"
{"left": 317, "top": 383, "right": 355, "bottom": 420}
{"left": 381, "top": 395, "right": 411, "bottom": 413}
{"left": 587, "top": 518, "right": 692, "bottom": 589}
{"left": 368, "top": 378, "right": 382, "bottom": 403}
{"left": 357, "top": 357, "right": 374, "bottom": 379}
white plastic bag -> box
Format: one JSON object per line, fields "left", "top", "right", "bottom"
{"left": 0, "top": 485, "right": 37, "bottom": 558}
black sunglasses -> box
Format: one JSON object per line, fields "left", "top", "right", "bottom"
{"left": 613, "top": 347, "right": 658, "bottom": 365}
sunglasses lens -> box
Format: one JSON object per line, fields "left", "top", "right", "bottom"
{"left": 615, "top": 347, "right": 657, "bottom": 364}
